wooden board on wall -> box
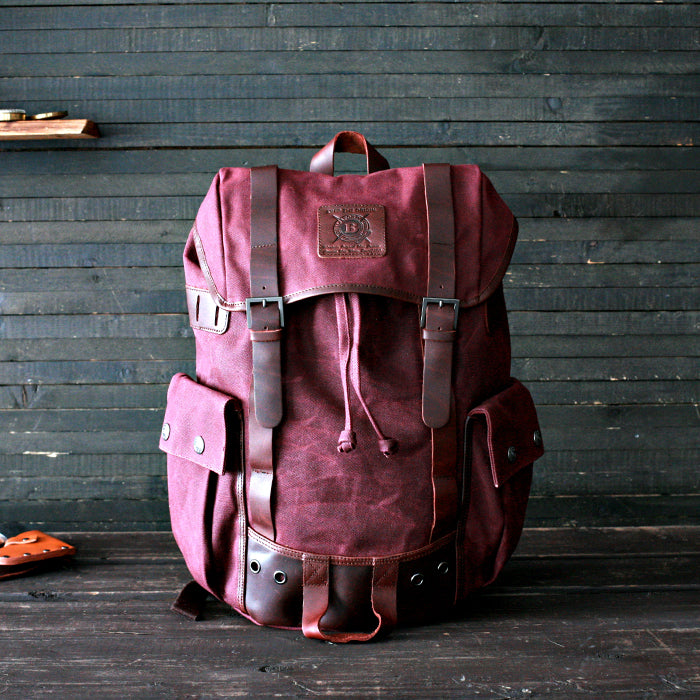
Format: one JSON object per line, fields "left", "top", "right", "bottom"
{"left": 0, "top": 0, "right": 697, "bottom": 530}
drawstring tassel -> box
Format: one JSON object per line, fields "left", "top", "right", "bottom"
{"left": 334, "top": 292, "right": 399, "bottom": 457}
{"left": 337, "top": 430, "right": 357, "bottom": 454}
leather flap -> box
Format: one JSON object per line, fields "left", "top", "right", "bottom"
{"left": 184, "top": 164, "right": 516, "bottom": 312}
{"left": 159, "top": 372, "right": 240, "bottom": 475}
{"left": 468, "top": 379, "right": 544, "bottom": 487}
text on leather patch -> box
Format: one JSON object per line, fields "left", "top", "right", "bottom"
{"left": 317, "top": 204, "right": 386, "bottom": 258}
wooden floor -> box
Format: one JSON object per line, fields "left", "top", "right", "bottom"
{"left": 0, "top": 527, "right": 697, "bottom": 699}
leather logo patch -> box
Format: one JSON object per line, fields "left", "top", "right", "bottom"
{"left": 317, "top": 205, "right": 386, "bottom": 258}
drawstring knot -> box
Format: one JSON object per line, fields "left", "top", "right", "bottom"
{"left": 337, "top": 430, "right": 357, "bottom": 453}
{"left": 377, "top": 438, "right": 398, "bottom": 457}
{"left": 335, "top": 293, "right": 398, "bottom": 457}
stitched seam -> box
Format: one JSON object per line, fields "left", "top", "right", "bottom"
{"left": 247, "top": 528, "right": 454, "bottom": 565}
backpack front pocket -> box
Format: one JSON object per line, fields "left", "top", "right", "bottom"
{"left": 159, "top": 373, "right": 246, "bottom": 608}
{"left": 457, "top": 378, "right": 544, "bottom": 598}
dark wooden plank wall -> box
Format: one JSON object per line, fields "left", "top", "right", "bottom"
{"left": 0, "top": 1, "right": 698, "bottom": 530}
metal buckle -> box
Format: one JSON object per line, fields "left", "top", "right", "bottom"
{"left": 420, "top": 297, "right": 460, "bottom": 330}
{"left": 245, "top": 296, "right": 285, "bottom": 329}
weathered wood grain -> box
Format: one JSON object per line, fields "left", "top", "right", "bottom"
{"left": 0, "top": 0, "right": 697, "bottom": 532}
{"left": 0, "top": 529, "right": 695, "bottom": 698}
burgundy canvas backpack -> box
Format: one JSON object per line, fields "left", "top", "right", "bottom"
{"left": 159, "top": 131, "right": 544, "bottom": 641}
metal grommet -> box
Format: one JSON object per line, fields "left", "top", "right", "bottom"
{"left": 273, "top": 570, "right": 287, "bottom": 585}
{"left": 533, "top": 429, "right": 542, "bottom": 447}
{"left": 410, "top": 573, "right": 424, "bottom": 587}
{"left": 61, "top": 546, "right": 69, "bottom": 550}
{"left": 507, "top": 446, "right": 517, "bottom": 463}
{"left": 43, "top": 549, "right": 50, "bottom": 553}
{"left": 249, "top": 559, "right": 261, "bottom": 574}
{"left": 22, "top": 537, "right": 30, "bottom": 542}
{"left": 193, "top": 435, "right": 205, "bottom": 454}
{"left": 23, "top": 552, "right": 31, "bottom": 557}
{"left": 161, "top": 422, "right": 171, "bottom": 441}
{"left": 437, "top": 561, "right": 450, "bottom": 575}
{"left": 1, "top": 555, "right": 9, "bottom": 558}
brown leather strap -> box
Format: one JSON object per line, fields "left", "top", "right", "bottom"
{"left": 420, "top": 164, "right": 460, "bottom": 540}
{"left": 421, "top": 163, "right": 458, "bottom": 430}
{"left": 248, "top": 165, "right": 284, "bottom": 429}
{"left": 248, "top": 391, "right": 276, "bottom": 541}
{"left": 309, "top": 131, "right": 390, "bottom": 176}
{"left": 171, "top": 580, "right": 209, "bottom": 621}
{"left": 301, "top": 556, "right": 398, "bottom": 642}
{"left": 430, "top": 401, "right": 459, "bottom": 541}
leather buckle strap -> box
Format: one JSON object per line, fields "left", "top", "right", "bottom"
{"left": 421, "top": 163, "right": 457, "bottom": 430}
{"left": 248, "top": 166, "right": 284, "bottom": 430}
{"left": 245, "top": 296, "right": 285, "bottom": 329}
{"left": 420, "top": 297, "right": 460, "bottom": 330}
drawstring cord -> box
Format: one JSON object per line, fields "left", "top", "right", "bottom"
{"left": 335, "top": 293, "right": 356, "bottom": 453}
{"left": 335, "top": 293, "right": 398, "bottom": 457}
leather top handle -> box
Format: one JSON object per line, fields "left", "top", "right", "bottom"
{"left": 310, "top": 131, "right": 390, "bottom": 176}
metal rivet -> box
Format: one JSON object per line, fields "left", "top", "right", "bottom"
{"left": 273, "top": 570, "right": 287, "bottom": 585}
{"left": 23, "top": 552, "right": 31, "bottom": 556}
{"left": 161, "top": 422, "right": 171, "bottom": 441}
{"left": 410, "top": 573, "right": 424, "bottom": 587}
{"left": 437, "top": 561, "right": 449, "bottom": 575}
{"left": 61, "top": 546, "right": 69, "bottom": 550}
{"left": 43, "top": 549, "right": 50, "bottom": 553}
{"left": 507, "top": 446, "right": 517, "bottom": 463}
{"left": 533, "top": 430, "right": 542, "bottom": 447}
{"left": 193, "top": 435, "right": 205, "bottom": 454}
{"left": 250, "top": 560, "right": 261, "bottom": 574}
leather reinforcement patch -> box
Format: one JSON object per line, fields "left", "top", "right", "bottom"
{"left": 317, "top": 204, "right": 386, "bottom": 258}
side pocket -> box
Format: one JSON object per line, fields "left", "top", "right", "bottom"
{"left": 159, "top": 373, "right": 246, "bottom": 610}
{"left": 457, "top": 378, "right": 544, "bottom": 598}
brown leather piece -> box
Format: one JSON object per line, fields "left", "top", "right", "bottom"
{"left": 171, "top": 580, "right": 209, "bottom": 621}
{"left": 309, "top": 131, "right": 390, "bottom": 176}
{"left": 186, "top": 286, "right": 229, "bottom": 334}
{"left": 248, "top": 165, "right": 284, "bottom": 429}
{"left": 244, "top": 529, "right": 455, "bottom": 641}
{"left": 421, "top": 303, "right": 458, "bottom": 429}
{"left": 247, "top": 395, "right": 275, "bottom": 541}
{"left": 421, "top": 163, "right": 457, "bottom": 430}
{"left": 317, "top": 204, "right": 386, "bottom": 259}
{"left": 0, "top": 531, "right": 75, "bottom": 580}
{"left": 430, "top": 405, "right": 459, "bottom": 541}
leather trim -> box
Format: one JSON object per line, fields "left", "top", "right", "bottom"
{"left": 247, "top": 393, "right": 276, "bottom": 541}
{"left": 430, "top": 401, "right": 459, "bottom": 541}
{"left": 248, "top": 527, "right": 453, "bottom": 566}
{"left": 187, "top": 282, "right": 498, "bottom": 313}
{"left": 186, "top": 285, "right": 229, "bottom": 334}
{"left": 244, "top": 528, "right": 456, "bottom": 637}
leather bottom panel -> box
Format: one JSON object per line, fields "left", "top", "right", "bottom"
{"left": 244, "top": 529, "right": 456, "bottom": 632}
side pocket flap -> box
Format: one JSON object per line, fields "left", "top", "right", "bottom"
{"left": 468, "top": 378, "right": 544, "bottom": 487}
{"left": 159, "top": 372, "right": 241, "bottom": 475}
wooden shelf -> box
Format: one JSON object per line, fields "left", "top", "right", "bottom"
{"left": 0, "top": 119, "right": 100, "bottom": 140}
